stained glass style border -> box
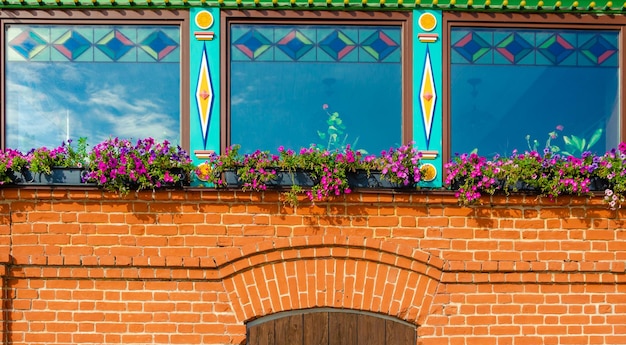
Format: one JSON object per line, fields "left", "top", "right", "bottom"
{"left": 231, "top": 25, "right": 402, "bottom": 63}
{"left": 451, "top": 28, "right": 618, "bottom": 67}
{"left": 6, "top": 25, "right": 180, "bottom": 62}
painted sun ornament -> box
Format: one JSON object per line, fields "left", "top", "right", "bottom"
{"left": 195, "top": 10, "right": 214, "bottom": 30}
{"left": 417, "top": 12, "right": 439, "bottom": 43}
{"left": 420, "top": 163, "right": 437, "bottom": 182}
{"left": 418, "top": 13, "right": 437, "bottom": 31}
{"left": 195, "top": 161, "right": 213, "bottom": 182}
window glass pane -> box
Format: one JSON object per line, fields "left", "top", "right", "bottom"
{"left": 450, "top": 28, "right": 619, "bottom": 157}
{"left": 230, "top": 24, "right": 402, "bottom": 154}
{"left": 5, "top": 25, "right": 180, "bottom": 151}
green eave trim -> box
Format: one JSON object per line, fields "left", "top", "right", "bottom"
{"left": 1, "top": 0, "right": 624, "bottom": 14}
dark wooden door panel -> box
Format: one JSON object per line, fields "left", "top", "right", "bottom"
{"left": 303, "top": 311, "right": 329, "bottom": 345}
{"left": 249, "top": 319, "right": 275, "bottom": 345}
{"left": 357, "top": 314, "right": 386, "bottom": 345}
{"left": 329, "top": 312, "right": 358, "bottom": 345}
{"left": 385, "top": 320, "right": 415, "bottom": 345}
{"left": 248, "top": 310, "right": 415, "bottom": 345}
{"left": 275, "top": 314, "right": 303, "bottom": 344}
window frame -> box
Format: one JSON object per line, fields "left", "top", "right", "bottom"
{"left": 220, "top": 9, "right": 413, "bottom": 154}
{"left": 0, "top": 10, "right": 190, "bottom": 151}
{"left": 442, "top": 11, "right": 626, "bottom": 162}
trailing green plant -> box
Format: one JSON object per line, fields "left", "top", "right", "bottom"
{"left": 201, "top": 143, "right": 427, "bottom": 206}
{"left": 237, "top": 149, "right": 279, "bottom": 192}
{"left": 595, "top": 142, "right": 626, "bottom": 210}
{"left": 444, "top": 145, "right": 625, "bottom": 209}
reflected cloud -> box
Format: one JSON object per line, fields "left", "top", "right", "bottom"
{"left": 5, "top": 61, "right": 180, "bottom": 150}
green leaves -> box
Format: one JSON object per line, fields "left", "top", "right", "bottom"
{"left": 562, "top": 128, "right": 603, "bottom": 157}
{"left": 318, "top": 107, "right": 358, "bottom": 152}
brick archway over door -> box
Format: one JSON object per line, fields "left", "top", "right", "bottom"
{"left": 221, "top": 236, "right": 443, "bottom": 325}
{"left": 247, "top": 308, "right": 416, "bottom": 345}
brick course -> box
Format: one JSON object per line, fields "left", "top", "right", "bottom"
{"left": 1, "top": 188, "right": 625, "bottom": 344}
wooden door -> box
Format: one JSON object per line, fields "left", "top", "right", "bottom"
{"left": 247, "top": 309, "right": 416, "bottom": 345}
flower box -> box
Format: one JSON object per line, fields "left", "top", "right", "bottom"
{"left": 347, "top": 170, "right": 413, "bottom": 189}
{"left": 223, "top": 170, "right": 316, "bottom": 188}
{"left": 14, "top": 167, "right": 91, "bottom": 186}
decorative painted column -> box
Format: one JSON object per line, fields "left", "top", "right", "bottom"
{"left": 190, "top": 7, "right": 221, "bottom": 164}
{"left": 413, "top": 9, "right": 442, "bottom": 188}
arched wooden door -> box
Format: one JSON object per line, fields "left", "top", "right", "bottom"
{"left": 247, "top": 308, "right": 416, "bottom": 345}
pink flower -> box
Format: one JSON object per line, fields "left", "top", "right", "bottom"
{"left": 322, "top": 104, "right": 329, "bottom": 110}
{"left": 556, "top": 125, "right": 564, "bottom": 131}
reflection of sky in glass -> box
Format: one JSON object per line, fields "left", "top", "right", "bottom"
{"left": 450, "top": 28, "right": 620, "bottom": 157}
{"left": 231, "top": 62, "right": 402, "bottom": 155}
{"left": 5, "top": 26, "right": 180, "bottom": 151}
{"left": 451, "top": 65, "right": 619, "bottom": 157}
{"left": 230, "top": 24, "right": 403, "bottom": 155}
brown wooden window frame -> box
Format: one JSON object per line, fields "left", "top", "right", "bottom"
{"left": 442, "top": 11, "right": 626, "bottom": 163}
{"left": 0, "top": 10, "right": 191, "bottom": 151}
{"left": 220, "top": 9, "right": 413, "bottom": 154}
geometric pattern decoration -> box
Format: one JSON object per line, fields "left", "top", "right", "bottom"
{"left": 319, "top": 30, "right": 356, "bottom": 61}
{"left": 196, "top": 45, "right": 214, "bottom": 145}
{"left": 419, "top": 48, "right": 436, "bottom": 147}
{"left": 8, "top": 29, "right": 48, "bottom": 60}
{"left": 6, "top": 25, "right": 179, "bottom": 62}
{"left": 451, "top": 28, "right": 618, "bottom": 67}
{"left": 495, "top": 33, "right": 533, "bottom": 64}
{"left": 52, "top": 30, "right": 91, "bottom": 61}
{"left": 139, "top": 30, "right": 179, "bottom": 61}
{"left": 579, "top": 34, "right": 617, "bottom": 65}
{"left": 276, "top": 30, "right": 315, "bottom": 61}
{"left": 537, "top": 34, "right": 575, "bottom": 64}
{"left": 361, "top": 30, "right": 400, "bottom": 61}
{"left": 231, "top": 25, "right": 401, "bottom": 63}
{"left": 452, "top": 31, "right": 491, "bottom": 63}
{"left": 96, "top": 30, "right": 134, "bottom": 61}
{"left": 233, "top": 29, "right": 273, "bottom": 60}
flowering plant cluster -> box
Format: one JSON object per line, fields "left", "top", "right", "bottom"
{"left": 84, "top": 138, "right": 193, "bottom": 194}
{"left": 0, "top": 148, "right": 29, "bottom": 185}
{"left": 201, "top": 143, "right": 426, "bottom": 205}
{"left": 445, "top": 144, "right": 626, "bottom": 209}
{"left": 28, "top": 138, "right": 89, "bottom": 174}
{"left": 375, "top": 144, "right": 423, "bottom": 186}
{"left": 202, "top": 144, "right": 280, "bottom": 191}
{"left": 0, "top": 139, "right": 88, "bottom": 184}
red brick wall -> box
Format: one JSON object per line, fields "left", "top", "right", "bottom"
{"left": 1, "top": 188, "right": 625, "bottom": 344}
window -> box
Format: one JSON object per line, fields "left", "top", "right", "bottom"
{"left": 223, "top": 11, "right": 411, "bottom": 155}
{"left": 445, "top": 13, "right": 622, "bottom": 158}
{"left": 2, "top": 11, "right": 189, "bottom": 151}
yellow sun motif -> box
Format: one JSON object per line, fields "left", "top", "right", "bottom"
{"left": 420, "top": 163, "right": 437, "bottom": 182}
{"left": 418, "top": 13, "right": 437, "bottom": 32}
{"left": 195, "top": 11, "right": 214, "bottom": 30}
{"left": 195, "top": 162, "right": 213, "bottom": 182}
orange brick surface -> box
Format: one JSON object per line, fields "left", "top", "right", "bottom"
{"left": 0, "top": 188, "right": 625, "bottom": 344}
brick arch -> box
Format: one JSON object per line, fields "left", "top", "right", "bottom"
{"left": 219, "top": 236, "right": 443, "bottom": 326}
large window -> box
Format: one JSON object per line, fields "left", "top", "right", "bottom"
{"left": 224, "top": 11, "right": 411, "bottom": 155}
{"left": 446, "top": 14, "right": 622, "bottom": 158}
{"left": 2, "top": 11, "right": 188, "bottom": 151}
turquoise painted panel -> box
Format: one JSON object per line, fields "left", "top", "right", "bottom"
{"left": 189, "top": 7, "right": 221, "bottom": 165}
{"left": 413, "top": 9, "right": 443, "bottom": 188}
